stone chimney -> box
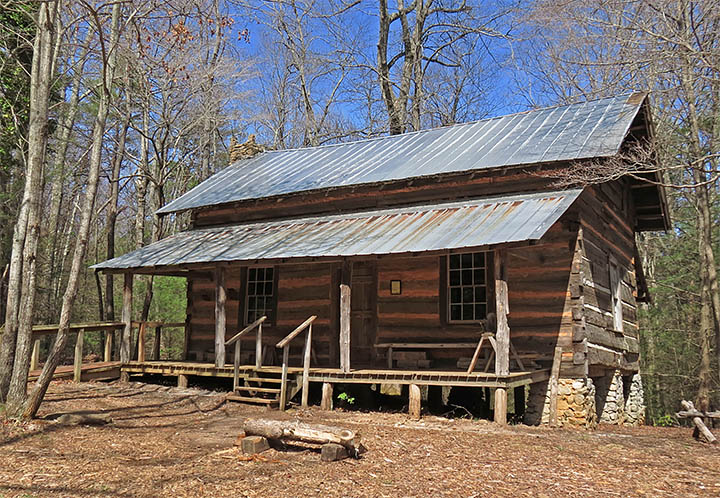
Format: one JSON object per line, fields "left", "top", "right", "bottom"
{"left": 229, "top": 134, "right": 264, "bottom": 163}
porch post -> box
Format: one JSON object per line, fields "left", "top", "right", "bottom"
{"left": 339, "top": 284, "right": 351, "bottom": 372}
{"left": 120, "top": 273, "right": 133, "bottom": 382}
{"left": 494, "top": 248, "right": 510, "bottom": 425}
{"left": 215, "top": 266, "right": 227, "bottom": 368}
{"left": 121, "top": 273, "right": 133, "bottom": 364}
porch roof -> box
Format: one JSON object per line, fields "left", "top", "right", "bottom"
{"left": 92, "top": 189, "right": 582, "bottom": 272}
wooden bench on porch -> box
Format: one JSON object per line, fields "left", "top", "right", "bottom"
{"left": 376, "top": 333, "right": 538, "bottom": 372}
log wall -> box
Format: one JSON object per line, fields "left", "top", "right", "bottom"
{"left": 186, "top": 263, "right": 334, "bottom": 365}
{"left": 570, "top": 182, "right": 641, "bottom": 378}
{"left": 183, "top": 178, "right": 644, "bottom": 376}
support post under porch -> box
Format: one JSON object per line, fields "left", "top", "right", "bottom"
{"left": 494, "top": 248, "right": 510, "bottom": 425}
{"left": 214, "top": 266, "right": 227, "bottom": 368}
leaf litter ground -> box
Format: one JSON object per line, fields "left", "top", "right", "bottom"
{"left": 1, "top": 381, "right": 718, "bottom": 497}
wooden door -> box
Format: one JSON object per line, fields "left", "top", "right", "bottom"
{"left": 350, "top": 261, "right": 377, "bottom": 366}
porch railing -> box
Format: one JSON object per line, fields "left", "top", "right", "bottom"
{"left": 276, "top": 315, "right": 316, "bottom": 410}
{"left": 133, "top": 321, "right": 187, "bottom": 362}
{"left": 225, "top": 316, "right": 267, "bottom": 390}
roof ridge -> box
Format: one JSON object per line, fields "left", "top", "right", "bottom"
{"left": 240, "top": 92, "right": 645, "bottom": 158}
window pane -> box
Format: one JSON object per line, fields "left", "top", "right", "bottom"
{"left": 450, "top": 287, "right": 461, "bottom": 303}
{"left": 476, "top": 287, "right": 486, "bottom": 303}
{"left": 461, "top": 253, "right": 472, "bottom": 268}
{"left": 249, "top": 268, "right": 256, "bottom": 280}
{"left": 475, "top": 304, "right": 486, "bottom": 319}
{"left": 450, "top": 305, "right": 461, "bottom": 321}
{"left": 474, "top": 269, "right": 485, "bottom": 285}
{"left": 264, "top": 282, "right": 272, "bottom": 295}
{"left": 266, "top": 268, "right": 274, "bottom": 280}
{"left": 449, "top": 254, "right": 460, "bottom": 269}
{"left": 463, "top": 304, "right": 473, "bottom": 320}
{"left": 449, "top": 270, "right": 460, "bottom": 286}
{"left": 473, "top": 252, "right": 485, "bottom": 268}
{"left": 257, "top": 268, "right": 265, "bottom": 280}
{"left": 462, "top": 269, "right": 472, "bottom": 285}
{"left": 248, "top": 282, "right": 256, "bottom": 295}
{"left": 463, "top": 287, "right": 474, "bottom": 303}
{"left": 248, "top": 296, "right": 256, "bottom": 309}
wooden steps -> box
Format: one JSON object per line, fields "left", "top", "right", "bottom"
{"left": 245, "top": 377, "right": 283, "bottom": 384}
{"left": 225, "top": 394, "right": 278, "bottom": 405}
{"left": 225, "top": 370, "right": 299, "bottom": 407}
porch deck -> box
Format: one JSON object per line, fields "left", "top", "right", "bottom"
{"left": 121, "top": 360, "right": 549, "bottom": 389}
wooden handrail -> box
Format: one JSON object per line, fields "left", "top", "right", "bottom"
{"left": 276, "top": 315, "right": 316, "bottom": 348}
{"left": 276, "top": 315, "right": 317, "bottom": 410}
{"left": 225, "top": 316, "right": 266, "bottom": 391}
{"left": 225, "top": 316, "right": 266, "bottom": 346}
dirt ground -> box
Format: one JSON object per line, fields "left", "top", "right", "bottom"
{"left": 0, "top": 381, "right": 718, "bottom": 498}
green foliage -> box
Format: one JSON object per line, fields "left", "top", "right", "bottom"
{"left": 0, "top": 3, "right": 34, "bottom": 264}
{"left": 652, "top": 414, "right": 678, "bottom": 427}
{"left": 337, "top": 392, "right": 355, "bottom": 405}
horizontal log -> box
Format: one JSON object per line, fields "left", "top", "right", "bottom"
{"left": 242, "top": 419, "right": 364, "bottom": 456}
{"left": 677, "top": 410, "right": 720, "bottom": 419}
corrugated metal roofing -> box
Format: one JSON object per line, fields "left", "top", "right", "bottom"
{"left": 94, "top": 189, "right": 582, "bottom": 270}
{"left": 157, "top": 93, "right": 645, "bottom": 215}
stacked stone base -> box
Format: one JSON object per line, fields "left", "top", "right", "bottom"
{"left": 524, "top": 371, "right": 645, "bottom": 428}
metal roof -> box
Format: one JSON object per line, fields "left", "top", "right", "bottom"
{"left": 94, "top": 189, "right": 582, "bottom": 270}
{"left": 157, "top": 93, "right": 646, "bottom": 215}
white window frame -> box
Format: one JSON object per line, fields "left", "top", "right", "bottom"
{"left": 447, "top": 251, "right": 489, "bottom": 323}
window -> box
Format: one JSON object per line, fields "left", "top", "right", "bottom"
{"left": 448, "top": 252, "right": 488, "bottom": 322}
{"left": 246, "top": 267, "right": 275, "bottom": 324}
{"left": 609, "top": 257, "right": 623, "bottom": 332}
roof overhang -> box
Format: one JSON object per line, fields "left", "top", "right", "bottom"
{"left": 93, "top": 189, "right": 583, "bottom": 273}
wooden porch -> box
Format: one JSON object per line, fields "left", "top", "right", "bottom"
{"left": 121, "top": 360, "right": 549, "bottom": 389}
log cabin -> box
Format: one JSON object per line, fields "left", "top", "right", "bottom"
{"left": 93, "top": 92, "right": 668, "bottom": 427}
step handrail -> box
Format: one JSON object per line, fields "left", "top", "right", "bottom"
{"left": 275, "top": 315, "right": 316, "bottom": 348}
{"left": 225, "top": 316, "right": 267, "bottom": 390}
{"left": 275, "top": 315, "right": 317, "bottom": 410}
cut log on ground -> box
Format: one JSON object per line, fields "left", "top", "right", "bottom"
{"left": 54, "top": 413, "right": 113, "bottom": 426}
{"left": 241, "top": 435, "right": 270, "bottom": 454}
{"left": 679, "top": 400, "right": 717, "bottom": 444}
{"left": 242, "top": 419, "right": 365, "bottom": 457}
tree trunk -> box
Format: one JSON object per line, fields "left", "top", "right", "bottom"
{"left": 105, "top": 102, "right": 130, "bottom": 324}
{"left": 1, "top": 1, "right": 59, "bottom": 405}
{"left": 21, "top": 1, "right": 122, "bottom": 419}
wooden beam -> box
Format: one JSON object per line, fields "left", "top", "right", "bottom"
{"left": 409, "top": 383, "right": 421, "bottom": 420}
{"left": 214, "top": 267, "right": 227, "bottom": 368}
{"left": 339, "top": 284, "right": 351, "bottom": 373}
{"left": 680, "top": 400, "right": 717, "bottom": 444}
{"left": 104, "top": 331, "right": 113, "bottom": 362}
{"left": 30, "top": 338, "right": 40, "bottom": 371}
{"left": 494, "top": 388, "right": 507, "bottom": 425}
{"left": 137, "top": 322, "right": 147, "bottom": 362}
{"left": 494, "top": 248, "right": 509, "bottom": 376}
{"left": 301, "top": 323, "right": 312, "bottom": 408}
{"left": 321, "top": 382, "right": 333, "bottom": 410}
{"left": 178, "top": 374, "right": 188, "bottom": 388}
{"left": 121, "top": 273, "right": 133, "bottom": 365}
{"left": 73, "top": 329, "right": 85, "bottom": 383}
{"left": 279, "top": 345, "right": 289, "bottom": 410}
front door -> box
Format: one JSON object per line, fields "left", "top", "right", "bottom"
{"left": 350, "top": 261, "right": 377, "bottom": 366}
